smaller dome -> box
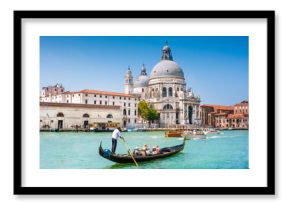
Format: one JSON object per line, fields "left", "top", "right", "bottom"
{"left": 134, "top": 75, "right": 149, "bottom": 88}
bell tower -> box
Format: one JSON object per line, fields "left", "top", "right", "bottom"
{"left": 124, "top": 67, "right": 133, "bottom": 94}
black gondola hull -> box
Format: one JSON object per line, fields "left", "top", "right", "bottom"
{"left": 98, "top": 140, "right": 185, "bottom": 163}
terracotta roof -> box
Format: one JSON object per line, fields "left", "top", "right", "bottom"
{"left": 215, "top": 113, "right": 227, "bottom": 116}
{"left": 227, "top": 114, "right": 247, "bottom": 119}
{"left": 201, "top": 104, "right": 233, "bottom": 111}
{"left": 208, "top": 112, "right": 217, "bottom": 115}
{"left": 79, "top": 89, "right": 134, "bottom": 97}
{"left": 40, "top": 102, "right": 120, "bottom": 110}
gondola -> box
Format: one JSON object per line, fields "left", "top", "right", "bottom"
{"left": 99, "top": 139, "right": 185, "bottom": 163}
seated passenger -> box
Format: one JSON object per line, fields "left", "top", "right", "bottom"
{"left": 145, "top": 145, "right": 152, "bottom": 156}
{"left": 152, "top": 147, "right": 157, "bottom": 155}
{"left": 156, "top": 145, "right": 160, "bottom": 154}
{"left": 133, "top": 147, "right": 140, "bottom": 156}
{"left": 141, "top": 148, "right": 146, "bottom": 156}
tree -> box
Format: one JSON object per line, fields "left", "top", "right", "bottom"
{"left": 138, "top": 100, "right": 159, "bottom": 127}
{"left": 146, "top": 108, "right": 159, "bottom": 127}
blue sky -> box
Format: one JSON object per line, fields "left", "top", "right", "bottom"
{"left": 40, "top": 36, "right": 248, "bottom": 105}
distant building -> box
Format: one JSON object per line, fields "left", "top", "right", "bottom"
{"left": 200, "top": 101, "right": 249, "bottom": 129}
{"left": 227, "top": 100, "right": 249, "bottom": 129}
{"left": 41, "top": 83, "right": 64, "bottom": 98}
{"left": 200, "top": 105, "right": 234, "bottom": 127}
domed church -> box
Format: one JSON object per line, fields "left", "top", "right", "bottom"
{"left": 124, "top": 42, "right": 201, "bottom": 128}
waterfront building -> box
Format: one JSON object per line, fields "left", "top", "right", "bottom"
{"left": 40, "top": 90, "right": 139, "bottom": 128}
{"left": 200, "top": 105, "right": 234, "bottom": 127}
{"left": 40, "top": 102, "right": 122, "bottom": 130}
{"left": 227, "top": 100, "right": 249, "bottom": 129}
{"left": 200, "top": 101, "right": 249, "bottom": 129}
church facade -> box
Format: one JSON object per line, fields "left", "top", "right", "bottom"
{"left": 124, "top": 42, "right": 201, "bottom": 128}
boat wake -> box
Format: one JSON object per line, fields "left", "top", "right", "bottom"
{"left": 206, "top": 134, "right": 240, "bottom": 139}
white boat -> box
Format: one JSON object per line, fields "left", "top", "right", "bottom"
{"left": 206, "top": 128, "right": 220, "bottom": 134}
{"left": 181, "top": 129, "right": 208, "bottom": 140}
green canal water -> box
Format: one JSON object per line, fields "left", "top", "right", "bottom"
{"left": 40, "top": 130, "right": 248, "bottom": 169}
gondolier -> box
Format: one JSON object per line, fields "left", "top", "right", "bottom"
{"left": 111, "top": 127, "right": 124, "bottom": 153}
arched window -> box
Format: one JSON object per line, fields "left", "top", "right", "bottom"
{"left": 57, "top": 112, "right": 64, "bottom": 117}
{"left": 83, "top": 113, "right": 89, "bottom": 118}
{"left": 163, "top": 104, "right": 173, "bottom": 110}
{"left": 106, "top": 114, "right": 113, "bottom": 118}
{"left": 162, "top": 87, "right": 167, "bottom": 97}
{"left": 123, "top": 109, "right": 127, "bottom": 115}
{"left": 169, "top": 87, "right": 173, "bottom": 97}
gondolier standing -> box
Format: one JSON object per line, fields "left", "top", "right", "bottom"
{"left": 111, "top": 127, "right": 124, "bottom": 153}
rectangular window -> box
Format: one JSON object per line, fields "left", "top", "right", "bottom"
{"left": 135, "top": 119, "right": 137, "bottom": 123}
{"left": 113, "top": 102, "right": 115, "bottom": 106}
{"left": 85, "top": 94, "right": 88, "bottom": 97}
{"left": 105, "top": 101, "right": 107, "bottom": 105}
{"left": 128, "top": 110, "right": 130, "bottom": 115}
{"left": 105, "top": 96, "right": 107, "bottom": 98}
{"left": 124, "top": 103, "right": 126, "bottom": 106}
{"left": 129, "top": 103, "right": 130, "bottom": 107}
{"left": 129, "top": 98, "right": 130, "bottom": 100}
{"left": 120, "top": 97, "right": 121, "bottom": 99}
{"left": 124, "top": 97, "right": 126, "bottom": 100}
{"left": 100, "top": 101, "right": 102, "bottom": 105}
{"left": 134, "top": 110, "right": 136, "bottom": 116}
{"left": 85, "top": 100, "right": 88, "bottom": 104}
{"left": 128, "top": 119, "right": 130, "bottom": 123}
{"left": 113, "top": 96, "right": 115, "bottom": 99}
{"left": 100, "top": 95, "right": 102, "bottom": 98}
{"left": 94, "top": 94, "right": 96, "bottom": 97}
{"left": 94, "top": 100, "right": 96, "bottom": 104}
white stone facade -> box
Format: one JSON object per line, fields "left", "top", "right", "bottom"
{"left": 40, "top": 102, "right": 122, "bottom": 130}
{"left": 129, "top": 42, "right": 201, "bottom": 128}
{"left": 40, "top": 90, "right": 139, "bottom": 128}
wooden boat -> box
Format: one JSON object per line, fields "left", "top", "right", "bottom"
{"left": 99, "top": 139, "right": 185, "bottom": 163}
{"left": 165, "top": 130, "right": 183, "bottom": 137}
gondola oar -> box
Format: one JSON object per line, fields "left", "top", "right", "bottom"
{"left": 121, "top": 138, "right": 139, "bottom": 167}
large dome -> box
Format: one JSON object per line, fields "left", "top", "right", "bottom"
{"left": 150, "top": 60, "right": 184, "bottom": 78}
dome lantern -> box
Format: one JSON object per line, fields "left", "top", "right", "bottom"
{"left": 161, "top": 40, "right": 173, "bottom": 61}
{"left": 150, "top": 42, "right": 184, "bottom": 79}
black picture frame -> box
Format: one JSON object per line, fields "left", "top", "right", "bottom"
{"left": 14, "top": 10, "right": 275, "bottom": 195}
